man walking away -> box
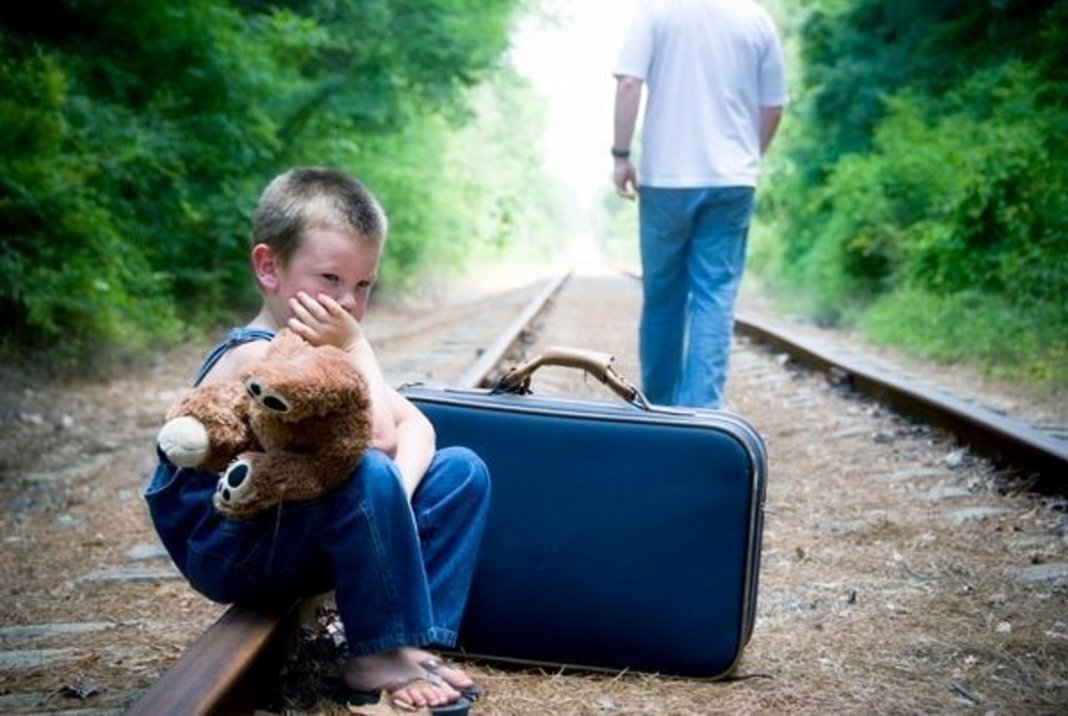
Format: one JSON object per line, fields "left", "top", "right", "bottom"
{"left": 612, "top": 0, "right": 787, "bottom": 409}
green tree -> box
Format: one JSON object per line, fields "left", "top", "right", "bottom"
{"left": 1, "top": 0, "right": 559, "bottom": 369}
{"left": 756, "top": 0, "right": 1066, "bottom": 380}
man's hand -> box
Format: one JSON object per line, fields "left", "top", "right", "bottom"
{"left": 614, "top": 158, "right": 638, "bottom": 200}
{"left": 287, "top": 292, "right": 364, "bottom": 350}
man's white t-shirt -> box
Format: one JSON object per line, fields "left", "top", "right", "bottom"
{"left": 614, "top": 0, "right": 788, "bottom": 188}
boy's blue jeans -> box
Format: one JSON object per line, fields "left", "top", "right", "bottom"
{"left": 146, "top": 446, "right": 490, "bottom": 656}
{"left": 637, "top": 185, "right": 755, "bottom": 409}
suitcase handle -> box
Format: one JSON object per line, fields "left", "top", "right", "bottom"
{"left": 491, "top": 346, "right": 652, "bottom": 410}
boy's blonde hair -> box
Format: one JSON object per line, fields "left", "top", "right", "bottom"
{"left": 251, "top": 167, "right": 388, "bottom": 265}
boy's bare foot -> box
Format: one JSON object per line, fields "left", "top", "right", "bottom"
{"left": 343, "top": 648, "right": 460, "bottom": 709}
{"left": 410, "top": 649, "right": 478, "bottom": 695}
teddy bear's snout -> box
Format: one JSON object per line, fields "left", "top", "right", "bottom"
{"left": 246, "top": 379, "right": 291, "bottom": 413}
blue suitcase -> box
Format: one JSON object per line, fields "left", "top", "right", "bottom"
{"left": 401, "top": 348, "right": 768, "bottom": 678}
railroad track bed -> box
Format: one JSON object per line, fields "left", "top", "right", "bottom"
{"left": 0, "top": 283, "right": 555, "bottom": 715}
{"left": 2, "top": 271, "right": 1066, "bottom": 714}
{"left": 474, "top": 273, "right": 1068, "bottom": 714}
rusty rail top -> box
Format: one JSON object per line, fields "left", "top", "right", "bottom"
{"left": 735, "top": 313, "right": 1067, "bottom": 488}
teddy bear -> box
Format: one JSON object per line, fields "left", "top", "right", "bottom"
{"left": 156, "top": 329, "right": 372, "bottom": 519}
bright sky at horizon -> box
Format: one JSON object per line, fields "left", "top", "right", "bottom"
{"left": 508, "top": 0, "right": 639, "bottom": 227}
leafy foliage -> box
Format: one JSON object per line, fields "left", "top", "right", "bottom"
{"left": 0, "top": 0, "right": 555, "bottom": 369}
{"left": 758, "top": 0, "right": 1067, "bottom": 380}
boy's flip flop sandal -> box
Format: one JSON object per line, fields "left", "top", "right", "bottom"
{"left": 328, "top": 675, "right": 473, "bottom": 715}
{"left": 418, "top": 659, "right": 483, "bottom": 703}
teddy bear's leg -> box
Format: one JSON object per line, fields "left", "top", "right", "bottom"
{"left": 213, "top": 453, "right": 270, "bottom": 519}
{"left": 214, "top": 451, "right": 357, "bottom": 520}
{"left": 254, "top": 451, "right": 357, "bottom": 501}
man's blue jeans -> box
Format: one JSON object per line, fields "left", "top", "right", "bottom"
{"left": 146, "top": 446, "right": 491, "bottom": 656}
{"left": 638, "top": 186, "right": 755, "bottom": 409}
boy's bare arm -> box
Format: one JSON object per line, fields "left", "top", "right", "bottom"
{"left": 389, "top": 389, "right": 436, "bottom": 497}
{"left": 287, "top": 292, "right": 399, "bottom": 455}
{"left": 199, "top": 340, "right": 271, "bottom": 385}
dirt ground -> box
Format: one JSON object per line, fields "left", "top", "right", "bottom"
{"left": 464, "top": 273, "right": 1067, "bottom": 715}
{"left": 1, "top": 266, "right": 1065, "bottom": 715}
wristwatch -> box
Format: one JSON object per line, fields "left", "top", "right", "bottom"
{"left": 611, "top": 147, "right": 630, "bottom": 159}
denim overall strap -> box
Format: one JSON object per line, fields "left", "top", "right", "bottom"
{"left": 192, "top": 328, "right": 276, "bottom": 386}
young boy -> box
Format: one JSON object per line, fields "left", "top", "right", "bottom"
{"left": 145, "top": 167, "right": 490, "bottom": 712}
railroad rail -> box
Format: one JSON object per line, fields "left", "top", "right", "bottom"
{"left": 618, "top": 269, "right": 1065, "bottom": 487}
{"left": 733, "top": 313, "right": 1067, "bottom": 491}
{"left": 127, "top": 269, "right": 1064, "bottom": 714}
{"left": 126, "top": 274, "right": 571, "bottom": 716}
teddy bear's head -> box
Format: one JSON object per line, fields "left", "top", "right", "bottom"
{"left": 240, "top": 329, "right": 364, "bottom": 422}
{"left": 157, "top": 327, "right": 373, "bottom": 519}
